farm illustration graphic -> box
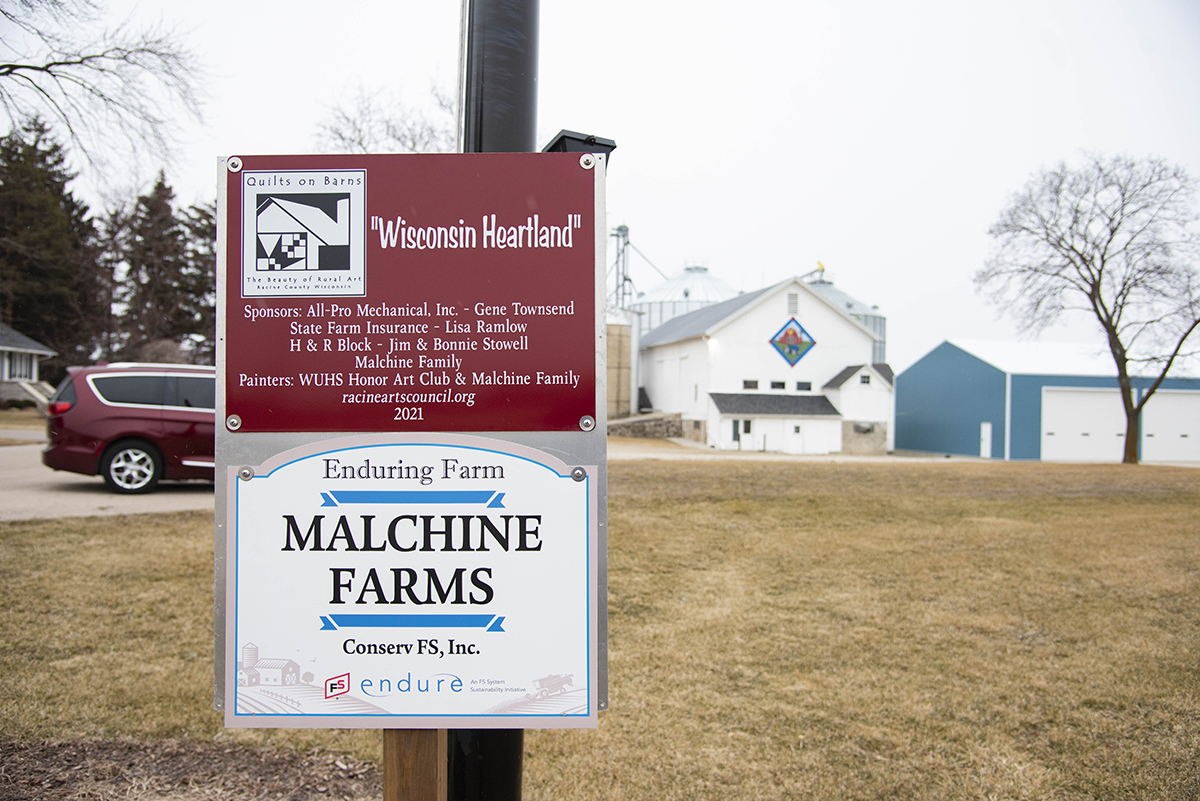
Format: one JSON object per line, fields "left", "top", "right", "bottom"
{"left": 482, "top": 672, "right": 587, "bottom": 716}
{"left": 235, "top": 642, "right": 585, "bottom": 717}
{"left": 235, "top": 642, "right": 387, "bottom": 716}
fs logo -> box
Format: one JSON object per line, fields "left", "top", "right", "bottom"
{"left": 325, "top": 672, "right": 350, "bottom": 699}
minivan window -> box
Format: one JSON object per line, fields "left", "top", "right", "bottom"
{"left": 175, "top": 376, "right": 215, "bottom": 410}
{"left": 91, "top": 375, "right": 168, "bottom": 406}
{"left": 51, "top": 378, "right": 76, "bottom": 405}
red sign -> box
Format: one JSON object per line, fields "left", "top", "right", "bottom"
{"left": 223, "top": 153, "right": 598, "bottom": 432}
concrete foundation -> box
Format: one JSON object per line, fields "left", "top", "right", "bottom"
{"left": 607, "top": 412, "right": 684, "bottom": 439}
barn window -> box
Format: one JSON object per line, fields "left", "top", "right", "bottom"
{"left": 796, "top": 381, "right": 811, "bottom": 391}
{"left": 770, "top": 381, "right": 785, "bottom": 389}
{"left": 793, "top": 425, "right": 800, "bottom": 433}
{"left": 743, "top": 380, "right": 758, "bottom": 390}
{"left": 743, "top": 420, "right": 752, "bottom": 434}
{"left": 860, "top": 375, "right": 871, "bottom": 384}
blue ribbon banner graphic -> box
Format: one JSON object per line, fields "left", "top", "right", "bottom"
{"left": 320, "top": 490, "right": 506, "bottom": 508}
{"left": 320, "top": 614, "right": 507, "bottom": 632}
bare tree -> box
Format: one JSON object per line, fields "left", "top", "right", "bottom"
{"left": 315, "top": 85, "right": 455, "bottom": 154}
{"left": 0, "top": 0, "right": 200, "bottom": 166}
{"left": 977, "top": 154, "right": 1200, "bottom": 464}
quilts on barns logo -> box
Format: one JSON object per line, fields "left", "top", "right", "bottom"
{"left": 240, "top": 170, "right": 366, "bottom": 298}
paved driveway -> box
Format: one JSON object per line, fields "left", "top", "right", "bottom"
{"left": 0, "top": 435, "right": 214, "bottom": 521}
{"left": 2, "top": 431, "right": 978, "bottom": 522}
{"left": 14, "top": 430, "right": 1186, "bottom": 523}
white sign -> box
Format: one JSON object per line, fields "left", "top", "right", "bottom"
{"left": 224, "top": 434, "right": 597, "bottom": 728}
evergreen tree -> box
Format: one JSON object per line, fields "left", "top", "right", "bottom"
{"left": 108, "top": 174, "right": 214, "bottom": 362}
{"left": 0, "top": 118, "right": 108, "bottom": 379}
{"left": 181, "top": 201, "right": 216, "bottom": 364}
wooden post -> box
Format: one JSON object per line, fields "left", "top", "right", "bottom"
{"left": 384, "top": 729, "right": 447, "bottom": 801}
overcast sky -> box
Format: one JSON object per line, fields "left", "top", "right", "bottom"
{"left": 101, "top": 0, "right": 1200, "bottom": 372}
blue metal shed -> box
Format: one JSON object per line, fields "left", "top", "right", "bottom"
{"left": 896, "top": 340, "right": 1200, "bottom": 461}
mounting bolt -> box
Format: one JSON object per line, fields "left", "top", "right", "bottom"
{"left": 579, "top": 415, "right": 595, "bottom": 431}
{"left": 579, "top": 153, "right": 595, "bottom": 170}
{"left": 238, "top": 466, "right": 254, "bottom": 481}
{"left": 571, "top": 467, "right": 587, "bottom": 482}
{"left": 226, "top": 414, "right": 242, "bottom": 431}
{"left": 227, "top": 157, "right": 242, "bottom": 172}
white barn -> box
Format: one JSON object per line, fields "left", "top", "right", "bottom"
{"left": 638, "top": 276, "right": 894, "bottom": 454}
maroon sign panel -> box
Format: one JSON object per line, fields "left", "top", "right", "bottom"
{"left": 223, "top": 153, "right": 597, "bottom": 432}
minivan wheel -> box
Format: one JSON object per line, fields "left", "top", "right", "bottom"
{"left": 101, "top": 440, "right": 162, "bottom": 494}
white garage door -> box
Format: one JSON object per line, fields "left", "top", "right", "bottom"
{"left": 1142, "top": 391, "right": 1200, "bottom": 462}
{"left": 1041, "top": 388, "right": 1126, "bottom": 462}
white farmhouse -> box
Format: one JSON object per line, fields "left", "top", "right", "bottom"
{"left": 0, "top": 322, "right": 56, "bottom": 408}
{"left": 638, "top": 276, "right": 893, "bottom": 454}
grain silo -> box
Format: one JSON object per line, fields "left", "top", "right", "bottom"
{"left": 629, "top": 266, "right": 740, "bottom": 332}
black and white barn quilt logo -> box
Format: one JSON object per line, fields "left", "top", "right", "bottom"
{"left": 241, "top": 170, "right": 366, "bottom": 297}
{"left": 256, "top": 194, "right": 349, "bottom": 272}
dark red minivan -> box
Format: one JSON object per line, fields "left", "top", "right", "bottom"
{"left": 42, "top": 363, "right": 215, "bottom": 493}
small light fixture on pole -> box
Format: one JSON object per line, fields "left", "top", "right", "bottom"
{"left": 541, "top": 130, "right": 617, "bottom": 163}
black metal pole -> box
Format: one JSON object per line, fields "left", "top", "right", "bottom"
{"left": 461, "top": 0, "right": 539, "bottom": 154}
{"left": 447, "top": 728, "right": 523, "bottom": 801}
{"left": 452, "top": 1, "right": 538, "bottom": 798}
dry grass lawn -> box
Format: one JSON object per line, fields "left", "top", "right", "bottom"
{"left": 0, "top": 407, "right": 46, "bottom": 430}
{"left": 0, "top": 407, "right": 45, "bottom": 445}
{"left": 1, "top": 460, "right": 1197, "bottom": 799}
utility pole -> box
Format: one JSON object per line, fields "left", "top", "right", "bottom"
{"left": 450, "top": 1, "right": 539, "bottom": 799}
{"left": 459, "top": 0, "right": 539, "bottom": 154}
